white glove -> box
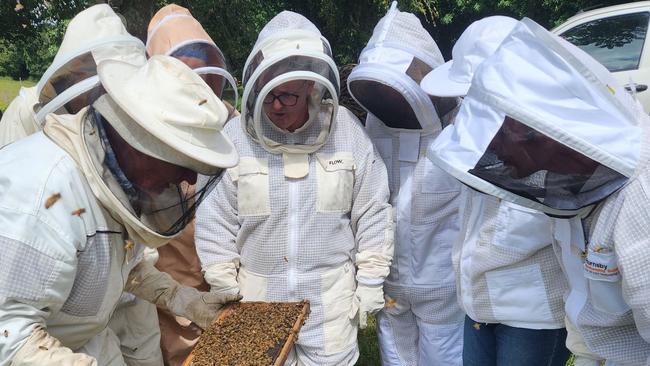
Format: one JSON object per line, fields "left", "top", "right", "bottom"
{"left": 203, "top": 262, "right": 240, "bottom": 296}
{"left": 12, "top": 326, "right": 97, "bottom": 365}
{"left": 348, "top": 284, "right": 384, "bottom": 329}
{"left": 125, "top": 260, "right": 241, "bottom": 330}
{"left": 167, "top": 286, "right": 241, "bottom": 330}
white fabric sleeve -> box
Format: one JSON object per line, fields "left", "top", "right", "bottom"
{"left": 0, "top": 300, "right": 50, "bottom": 365}
{"left": 0, "top": 229, "right": 77, "bottom": 365}
{"left": 0, "top": 87, "right": 39, "bottom": 149}
{"left": 195, "top": 171, "right": 242, "bottom": 290}
{"left": 10, "top": 327, "right": 97, "bottom": 366}
{"left": 351, "top": 140, "right": 394, "bottom": 285}
{"left": 613, "top": 177, "right": 650, "bottom": 356}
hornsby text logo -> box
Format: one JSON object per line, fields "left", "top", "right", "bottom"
{"left": 584, "top": 258, "right": 618, "bottom": 275}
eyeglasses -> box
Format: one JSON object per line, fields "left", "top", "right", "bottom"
{"left": 263, "top": 92, "right": 300, "bottom": 106}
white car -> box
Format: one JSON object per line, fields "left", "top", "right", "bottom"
{"left": 553, "top": 1, "right": 650, "bottom": 112}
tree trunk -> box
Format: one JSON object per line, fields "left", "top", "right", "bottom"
{"left": 95, "top": 0, "right": 157, "bottom": 42}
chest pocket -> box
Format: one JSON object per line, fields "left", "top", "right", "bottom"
{"left": 492, "top": 201, "right": 553, "bottom": 254}
{"left": 316, "top": 152, "right": 355, "bottom": 213}
{"left": 235, "top": 157, "right": 271, "bottom": 216}
{"left": 584, "top": 246, "right": 630, "bottom": 315}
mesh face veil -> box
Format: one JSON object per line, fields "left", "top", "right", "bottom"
{"left": 169, "top": 42, "right": 238, "bottom": 112}
{"left": 241, "top": 11, "right": 340, "bottom": 154}
{"left": 466, "top": 114, "right": 628, "bottom": 212}
{"left": 428, "top": 18, "right": 642, "bottom": 217}
{"left": 35, "top": 4, "right": 145, "bottom": 124}
{"left": 348, "top": 2, "right": 458, "bottom": 133}
{"left": 84, "top": 107, "right": 222, "bottom": 237}
{"left": 146, "top": 4, "right": 239, "bottom": 114}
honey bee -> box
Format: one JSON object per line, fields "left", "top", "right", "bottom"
{"left": 38, "top": 346, "right": 48, "bottom": 351}
{"left": 385, "top": 298, "right": 397, "bottom": 308}
{"left": 44, "top": 193, "right": 61, "bottom": 209}
{"left": 3, "top": 329, "right": 8, "bottom": 337}
{"left": 473, "top": 322, "right": 481, "bottom": 330}
{"left": 198, "top": 99, "right": 208, "bottom": 106}
{"left": 71, "top": 208, "right": 86, "bottom": 217}
{"left": 124, "top": 239, "right": 135, "bottom": 251}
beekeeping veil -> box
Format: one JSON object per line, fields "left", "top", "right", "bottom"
{"left": 146, "top": 4, "right": 238, "bottom": 110}
{"left": 45, "top": 56, "right": 238, "bottom": 248}
{"left": 428, "top": 18, "right": 643, "bottom": 217}
{"left": 241, "top": 11, "right": 340, "bottom": 154}
{"left": 348, "top": 1, "right": 457, "bottom": 133}
{"left": 35, "top": 4, "right": 145, "bottom": 123}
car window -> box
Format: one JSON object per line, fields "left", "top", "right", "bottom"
{"left": 561, "top": 12, "right": 649, "bottom": 72}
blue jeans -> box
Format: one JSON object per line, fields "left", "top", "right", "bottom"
{"left": 463, "top": 316, "right": 570, "bottom": 366}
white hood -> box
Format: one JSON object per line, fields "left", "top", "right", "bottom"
{"left": 348, "top": 1, "right": 454, "bottom": 134}
{"left": 240, "top": 11, "right": 340, "bottom": 154}
{"left": 428, "top": 18, "right": 644, "bottom": 217}
{"left": 35, "top": 4, "right": 145, "bottom": 123}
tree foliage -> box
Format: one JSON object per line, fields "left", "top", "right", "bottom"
{"left": 0, "top": 0, "right": 634, "bottom": 81}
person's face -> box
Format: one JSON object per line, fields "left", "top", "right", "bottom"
{"left": 104, "top": 122, "right": 197, "bottom": 194}
{"left": 262, "top": 80, "right": 314, "bottom": 132}
{"left": 489, "top": 117, "right": 598, "bottom": 179}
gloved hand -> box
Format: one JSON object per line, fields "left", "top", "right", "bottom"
{"left": 203, "top": 262, "right": 240, "bottom": 296}
{"left": 348, "top": 283, "right": 385, "bottom": 329}
{"left": 12, "top": 326, "right": 97, "bottom": 365}
{"left": 125, "top": 260, "right": 241, "bottom": 330}
{"left": 167, "top": 286, "right": 241, "bottom": 330}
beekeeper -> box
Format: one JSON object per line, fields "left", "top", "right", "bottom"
{"left": 0, "top": 55, "right": 240, "bottom": 365}
{"left": 347, "top": 3, "right": 463, "bottom": 365}
{"left": 0, "top": 6, "right": 171, "bottom": 366}
{"left": 195, "top": 11, "right": 393, "bottom": 366}
{"left": 0, "top": 4, "right": 145, "bottom": 148}
{"left": 420, "top": 16, "right": 571, "bottom": 366}
{"left": 427, "top": 17, "right": 649, "bottom": 365}
{"left": 145, "top": 4, "right": 240, "bottom": 365}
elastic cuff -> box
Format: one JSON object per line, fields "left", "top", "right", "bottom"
{"left": 356, "top": 278, "right": 384, "bottom": 287}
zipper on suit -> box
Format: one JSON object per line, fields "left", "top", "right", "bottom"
{"left": 287, "top": 178, "right": 299, "bottom": 301}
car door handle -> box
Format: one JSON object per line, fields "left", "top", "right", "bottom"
{"left": 624, "top": 84, "right": 648, "bottom": 93}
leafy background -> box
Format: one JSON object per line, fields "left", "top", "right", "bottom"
{"left": 0, "top": 0, "right": 632, "bottom": 82}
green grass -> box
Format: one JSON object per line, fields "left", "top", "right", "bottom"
{"left": 0, "top": 76, "right": 36, "bottom": 112}
{"left": 357, "top": 315, "right": 381, "bottom": 365}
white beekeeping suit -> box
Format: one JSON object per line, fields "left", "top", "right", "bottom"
{"left": 347, "top": 3, "right": 463, "bottom": 365}
{"left": 0, "top": 86, "right": 39, "bottom": 146}
{"left": 0, "top": 56, "right": 239, "bottom": 366}
{"left": 145, "top": 4, "right": 242, "bottom": 365}
{"left": 428, "top": 17, "right": 650, "bottom": 365}
{"left": 0, "top": 4, "right": 145, "bottom": 149}
{"left": 420, "top": 15, "right": 572, "bottom": 364}
{"left": 146, "top": 4, "right": 239, "bottom": 113}
{"left": 196, "top": 11, "right": 393, "bottom": 366}
{"left": 0, "top": 6, "right": 168, "bottom": 366}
